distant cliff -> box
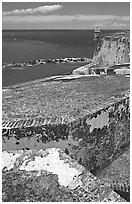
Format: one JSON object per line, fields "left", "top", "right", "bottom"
{"left": 93, "top": 32, "right": 130, "bottom": 66}
{"left": 73, "top": 31, "right": 130, "bottom": 75}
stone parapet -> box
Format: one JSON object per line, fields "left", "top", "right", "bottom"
{"left": 2, "top": 76, "right": 130, "bottom": 174}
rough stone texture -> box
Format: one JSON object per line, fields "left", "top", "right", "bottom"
{"left": 93, "top": 33, "right": 130, "bottom": 67}
{"left": 72, "top": 32, "right": 130, "bottom": 75}
{"left": 2, "top": 75, "right": 130, "bottom": 201}
{"left": 2, "top": 148, "right": 126, "bottom": 202}
{"left": 96, "top": 148, "right": 130, "bottom": 193}
{"left": 2, "top": 75, "right": 130, "bottom": 174}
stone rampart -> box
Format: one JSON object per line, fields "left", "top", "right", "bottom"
{"left": 2, "top": 91, "right": 130, "bottom": 174}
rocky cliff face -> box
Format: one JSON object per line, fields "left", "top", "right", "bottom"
{"left": 93, "top": 32, "right": 130, "bottom": 66}
{"left": 73, "top": 31, "right": 130, "bottom": 75}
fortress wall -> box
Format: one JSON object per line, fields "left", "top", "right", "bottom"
{"left": 2, "top": 94, "right": 130, "bottom": 174}
{"left": 93, "top": 37, "right": 130, "bottom": 66}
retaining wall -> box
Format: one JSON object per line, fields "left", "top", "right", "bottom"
{"left": 2, "top": 94, "right": 130, "bottom": 174}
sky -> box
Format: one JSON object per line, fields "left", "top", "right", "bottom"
{"left": 2, "top": 2, "right": 130, "bottom": 30}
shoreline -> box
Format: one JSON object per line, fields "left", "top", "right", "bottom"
{"left": 2, "top": 61, "right": 89, "bottom": 87}
{"left": 2, "top": 57, "right": 92, "bottom": 70}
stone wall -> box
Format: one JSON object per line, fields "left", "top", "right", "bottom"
{"left": 96, "top": 148, "right": 130, "bottom": 195}
{"left": 3, "top": 94, "right": 130, "bottom": 174}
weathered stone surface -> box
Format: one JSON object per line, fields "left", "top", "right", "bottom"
{"left": 2, "top": 74, "right": 130, "bottom": 202}
{"left": 72, "top": 32, "right": 130, "bottom": 75}
{"left": 2, "top": 75, "right": 130, "bottom": 175}
{"left": 2, "top": 96, "right": 130, "bottom": 174}
{"left": 2, "top": 148, "right": 126, "bottom": 202}
{"left": 93, "top": 33, "right": 130, "bottom": 67}
{"left": 96, "top": 148, "right": 130, "bottom": 193}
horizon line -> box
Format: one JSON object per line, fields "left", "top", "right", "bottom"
{"left": 2, "top": 28, "right": 130, "bottom": 31}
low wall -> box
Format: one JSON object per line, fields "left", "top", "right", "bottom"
{"left": 2, "top": 93, "right": 130, "bottom": 174}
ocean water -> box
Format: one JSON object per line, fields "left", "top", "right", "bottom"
{"left": 2, "top": 62, "right": 87, "bottom": 87}
{"left": 2, "top": 29, "right": 121, "bottom": 87}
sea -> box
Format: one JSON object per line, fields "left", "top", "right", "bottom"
{"left": 2, "top": 29, "right": 121, "bottom": 87}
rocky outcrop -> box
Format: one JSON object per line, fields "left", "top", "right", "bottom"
{"left": 2, "top": 148, "right": 126, "bottom": 202}
{"left": 72, "top": 31, "right": 130, "bottom": 75}
{"left": 93, "top": 33, "right": 130, "bottom": 66}
{"left": 96, "top": 148, "right": 130, "bottom": 201}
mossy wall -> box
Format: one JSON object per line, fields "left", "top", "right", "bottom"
{"left": 2, "top": 95, "right": 130, "bottom": 173}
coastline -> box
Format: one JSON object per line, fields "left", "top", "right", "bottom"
{"left": 2, "top": 57, "right": 92, "bottom": 70}
{"left": 2, "top": 61, "right": 89, "bottom": 87}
